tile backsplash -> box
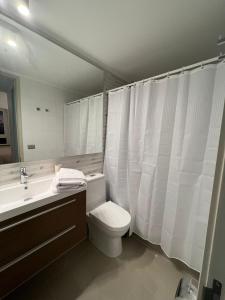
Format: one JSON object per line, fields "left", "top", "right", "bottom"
{"left": 0, "top": 153, "right": 103, "bottom": 186}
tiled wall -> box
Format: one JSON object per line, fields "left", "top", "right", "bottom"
{"left": 58, "top": 153, "right": 104, "bottom": 175}
{"left": 0, "top": 153, "right": 103, "bottom": 186}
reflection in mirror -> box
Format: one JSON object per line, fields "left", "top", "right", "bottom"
{"left": 0, "top": 17, "right": 104, "bottom": 164}
{"left": 0, "top": 74, "right": 18, "bottom": 164}
{"left": 64, "top": 94, "right": 103, "bottom": 156}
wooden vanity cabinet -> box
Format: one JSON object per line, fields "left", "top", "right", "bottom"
{"left": 0, "top": 191, "right": 86, "bottom": 299}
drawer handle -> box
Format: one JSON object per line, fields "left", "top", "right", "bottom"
{"left": 0, "top": 225, "right": 76, "bottom": 272}
{"left": 0, "top": 199, "right": 76, "bottom": 233}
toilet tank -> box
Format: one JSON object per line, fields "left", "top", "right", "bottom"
{"left": 86, "top": 173, "right": 106, "bottom": 212}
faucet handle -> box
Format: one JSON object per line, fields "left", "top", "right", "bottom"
{"left": 20, "top": 167, "right": 29, "bottom": 184}
{"left": 20, "top": 167, "right": 27, "bottom": 175}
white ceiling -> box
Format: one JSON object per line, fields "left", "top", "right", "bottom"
{"left": 22, "top": 0, "right": 225, "bottom": 82}
{"left": 1, "top": 0, "right": 225, "bottom": 83}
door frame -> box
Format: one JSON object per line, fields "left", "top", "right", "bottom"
{"left": 0, "top": 71, "right": 23, "bottom": 163}
{"left": 197, "top": 100, "right": 225, "bottom": 299}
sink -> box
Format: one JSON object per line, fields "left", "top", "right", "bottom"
{"left": 0, "top": 175, "right": 85, "bottom": 222}
{"left": 0, "top": 173, "right": 93, "bottom": 222}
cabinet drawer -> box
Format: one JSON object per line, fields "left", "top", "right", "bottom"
{"left": 0, "top": 226, "right": 83, "bottom": 298}
{"left": 0, "top": 191, "right": 86, "bottom": 268}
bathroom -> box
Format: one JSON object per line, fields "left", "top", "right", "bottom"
{"left": 0, "top": 1, "right": 225, "bottom": 299}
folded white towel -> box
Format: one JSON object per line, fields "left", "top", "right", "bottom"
{"left": 58, "top": 168, "right": 86, "bottom": 183}
{"left": 51, "top": 168, "right": 87, "bottom": 193}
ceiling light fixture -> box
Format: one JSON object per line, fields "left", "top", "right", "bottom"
{"left": 7, "top": 39, "right": 17, "bottom": 48}
{"left": 17, "top": 2, "right": 30, "bottom": 17}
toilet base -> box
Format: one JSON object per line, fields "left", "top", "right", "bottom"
{"left": 88, "top": 221, "right": 122, "bottom": 257}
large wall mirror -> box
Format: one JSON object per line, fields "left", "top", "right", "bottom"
{"left": 0, "top": 15, "right": 104, "bottom": 165}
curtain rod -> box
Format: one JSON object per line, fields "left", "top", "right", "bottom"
{"left": 107, "top": 55, "right": 225, "bottom": 94}
{"left": 66, "top": 92, "right": 103, "bottom": 105}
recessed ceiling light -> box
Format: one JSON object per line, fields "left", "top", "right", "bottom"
{"left": 17, "top": 4, "right": 30, "bottom": 16}
{"left": 7, "top": 40, "right": 17, "bottom": 48}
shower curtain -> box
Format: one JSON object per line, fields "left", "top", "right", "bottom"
{"left": 64, "top": 94, "right": 103, "bottom": 156}
{"left": 104, "top": 62, "right": 225, "bottom": 271}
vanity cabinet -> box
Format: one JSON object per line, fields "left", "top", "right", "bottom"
{"left": 0, "top": 191, "right": 86, "bottom": 298}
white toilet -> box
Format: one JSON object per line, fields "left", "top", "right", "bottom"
{"left": 86, "top": 173, "right": 131, "bottom": 257}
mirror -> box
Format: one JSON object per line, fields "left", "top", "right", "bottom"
{"left": 0, "top": 16, "right": 104, "bottom": 164}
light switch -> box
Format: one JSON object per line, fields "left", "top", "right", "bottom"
{"left": 27, "top": 144, "right": 36, "bottom": 149}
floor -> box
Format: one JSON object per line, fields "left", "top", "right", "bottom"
{"left": 5, "top": 235, "right": 198, "bottom": 300}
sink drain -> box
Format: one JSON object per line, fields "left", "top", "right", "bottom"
{"left": 24, "top": 197, "right": 33, "bottom": 202}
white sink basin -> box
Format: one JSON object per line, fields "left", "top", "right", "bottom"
{"left": 0, "top": 175, "right": 86, "bottom": 222}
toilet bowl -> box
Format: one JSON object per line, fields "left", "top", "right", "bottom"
{"left": 86, "top": 174, "right": 131, "bottom": 257}
{"left": 88, "top": 201, "right": 131, "bottom": 257}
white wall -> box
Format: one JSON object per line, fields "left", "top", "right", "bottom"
{"left": 20, "top": 77, "right": 76, "bottom": 161}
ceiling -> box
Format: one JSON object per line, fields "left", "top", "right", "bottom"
{"left": 1, "top": 0, "right": 225, "bottom": 83}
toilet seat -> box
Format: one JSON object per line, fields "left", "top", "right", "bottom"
{"left": 89, "top": 201, "right": 131, "bottom": 232}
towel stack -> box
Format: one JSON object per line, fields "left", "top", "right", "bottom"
{"left": 52, "top": 168, "right": 87, "bottom": 193}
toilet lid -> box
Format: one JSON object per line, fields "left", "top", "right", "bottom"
{"left": 89, "top": 201, "right": 131, "bottom": 230}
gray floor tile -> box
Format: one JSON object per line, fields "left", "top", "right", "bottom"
{"left": 5, "top": 235, "right": 198, "bottom": 300}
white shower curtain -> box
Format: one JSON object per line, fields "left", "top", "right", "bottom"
{"left": 64, "top": 94, "right": 103, "bottom": 156}
{"left": 104, "top": 62, "right": 225, "bottom": 271}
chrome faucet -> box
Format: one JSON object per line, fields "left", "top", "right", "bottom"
{"left": 20, "top": 167, "right": 29, "bottom": 184}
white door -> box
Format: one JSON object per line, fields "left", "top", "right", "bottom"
{"left": 197, "top": 102, "right": 225, "bottom": 300}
